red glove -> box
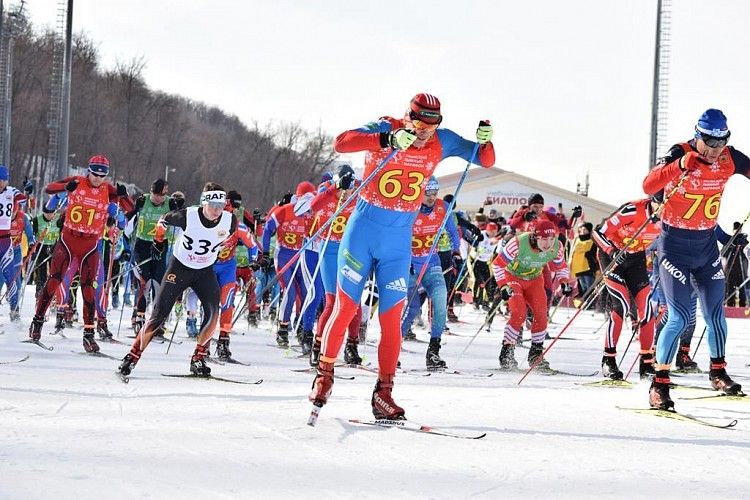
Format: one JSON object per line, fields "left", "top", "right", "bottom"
{"left": 679, "top": 151, "right": 710, "bottom": 172}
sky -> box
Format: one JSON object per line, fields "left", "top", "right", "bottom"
{"left": 21, "top": 0, "right": 750, "bottom": 227}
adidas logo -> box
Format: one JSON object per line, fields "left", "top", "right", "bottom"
{"left": 711, "top": 269, "right": 725, "bottom": 280}
{"left": 385, "top": 277, "right": 408, "bottom": 292}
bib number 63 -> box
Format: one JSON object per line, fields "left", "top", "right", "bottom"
{"left": 378, "top": 169, "right": 425, "bottom": 202}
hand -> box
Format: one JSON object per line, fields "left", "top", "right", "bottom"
{"left": 560, "top": 283, "right": 573, "bottom": 297}
{"left": 258, "top": 251, "right": 272, "bottom": 269}
{"left": 249, "top": 261, "right": 260, "bottom": 271}
{"left": 65, "top": 179, "right": 79, "bottom": 192}
{"left": 279, "top": 192, "right": 293, "bottom": 206}
{"left": 106, "top": 216, "right": 116, "bottom": 227}
{"left": 151, "top": 240, "right": 167, "bottom": 259}
{"left": 388, "top": 128, "right": 417, "bottom": 150}
{"left": 23, "top": 179, "right": 34, "bottom": 195}
{"left": 451, "top": 252, "right": 463, "bottom": 270}
{"left": 571, "top": 206, "right": 583, "bottom": 219}
{"left": 252, "top": 208, "right": 262, "bottom": 221}
{"left": 337, "top": 170, "right": 354, "bottom": 190}
{"left": 523, "top": 210, "right": 538, "bottom": 222}
{"left": 116, "top": 184, "right": 128, "bottom": 197}
{"left": 611, "top": 250, "right": 627, "bottom": 267}
{"left": 121, "top": 250, "right": 131, "bottom": 262}
{"left": 476, "top": 120, "right": 493, "bottom": 145}
{"left": 496, "top": 284, "right": 513, "bottom": 302}
{"left": 679, "top": 151, "right": 710, "bottom": 172}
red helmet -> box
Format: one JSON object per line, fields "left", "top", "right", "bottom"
{"left": 295, "top": 181, "right": 315, "bottom": 198}
{"left": 534, "top": 220, "right": 557, "bottom": 238}
{"left": 409, "top": 93, "right": 442, "bottom": 124}
{"left": 88, "top": 155, "right": 110, "bottom": 176}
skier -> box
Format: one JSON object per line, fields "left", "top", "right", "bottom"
{"left": 642, "top": 109, "right": 749, "bottom": 409}
{"left": 492, "top": 220, "right": 572, "bottom": 371}
{"left": 118, "top": 183, "right": 236, "bottom": 378}
{"left": 310, "top": 93, "right": 495, "bottom": 420}
{"left": 471, "top": 222, "right": 499, "bottom": 309}
{"left": 400, "top": 176, "right": 460, "bottom": 369}
{"left": 31, "top": 205, "right": 62, "bottom": 297}
{"left": 592, "top": 197, "right": 662, "bottom": 380}
{"left": 4, "top": 204, "right": 34, "bottom": 321}
{"left": 29, "top": 156, "right": 130, "bottom": 352}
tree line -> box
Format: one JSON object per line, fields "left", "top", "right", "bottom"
{"left": 7, "top": 19, "right": 336, "bottom": 209}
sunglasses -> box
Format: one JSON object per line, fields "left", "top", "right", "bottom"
{"left": 90, "top": 171, "right": 108, "bottom": 178}
{"left": 410, "top": 119, "right": 440, "bottom": 132}
{"left": 698, "top": 130, "right": 730, "bottom": 148}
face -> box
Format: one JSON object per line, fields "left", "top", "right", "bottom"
{"left": 486, "top": 228, "right": 499, "bottom": 238}
{"left": 696, "top": 138, "right": 725, "bottom": 164}
{"left": 529, "top": 203, "right": 544, "bottom": 214}
{"left": 404, "top": 113, "right": 439, "bottom": 147}
{"left": 423, "top": 190, "right": 438, "bottom": 207}
{"left": 536, "top": 235, "right": 556, "bottom": 251}
{"left": 202, "top": 204, "right": 223, "bottom": 221}
{"left": 489, "top": 209, "right": 498, "bottom": 218}
{"left": 0, "top": 180, "right": 7, "bottom": 191}
{"left": 577, "top": 226, "right": 590, "bottom": 236}
{"left": 150, "top": 192, "right": 167, "bottom": 205}
{"left": 88, "top": 173, "right": 106, "bottom": 187}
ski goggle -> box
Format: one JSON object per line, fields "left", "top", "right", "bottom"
{"left": 696, "top": 129, "right": 730, "bottom": 148}
{"left": 409, "top": 110, "right": 442, "bottom": 128}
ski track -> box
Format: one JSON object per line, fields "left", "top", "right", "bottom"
{"left": 1, "top": 292, "right": 749, "bottom": 499}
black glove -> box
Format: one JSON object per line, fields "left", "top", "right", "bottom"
{"left": 252, "top": 208, "right": 263, "bottom": 222}
{"left": 249, "top": 261, "right": 260, "bottom": 271}
{"left": 151, "top": 240, "right": 167, "bottom": 259}
{"left": 496, "top": 284, "right": 513, "bottom": 302}
{"left": 571, "top": 206, "right": 583, "bottom": 219}
{"left": 23, "top": 179, "right": 34, "bottom": 195}
{"left": 451, "top": 252, "right": 463, "bottom": 271}
{"left": 337, "top": 170, "right": 354, "bottom": 190}
{"left": 611, "top": 250, "right": 627, "bottom": 267}
{"left": 523, "top": 210, "right": 538, "bottom": 222}
{"left": 65, "top": 179, "right": 79, "bottom": 192}
{"left": 116, "top": 184, "right": 128, "bottom": 197}
{"left": 121, "top": 249, "right": 131, "bottom": 262}
{"left": 279, "top": 192, "right": 293, "bottom": 206}
{"left": 106, "top": 215, "right": 116, "bottom": 227}
{"left": 561, "top": 283, "right": 573, "bottom": 297}
{"left": 258, "top": 251, "right": 272, "bottom": 269}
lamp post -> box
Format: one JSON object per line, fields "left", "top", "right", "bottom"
{"left": 164, "top": 165, "right": 176, "bottom": 182}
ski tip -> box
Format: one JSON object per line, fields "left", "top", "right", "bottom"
{"left": 307, "top": 403, "right": 323, "bottom": 427}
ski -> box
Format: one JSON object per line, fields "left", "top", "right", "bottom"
{"left": 617, "top": 406, "right": 738, "bottom": 429}
{"left": 72, "top": 350, "right": 120, "bottom": 360}
{"left": 49, "top": 329, "right": 68, "bottom": 338}
{"left": 115, "top": 371, "right": 130, "bottom": 384}
{"left": 0, "top": 354, "right": 30, "bottom": 365}
{"left": 347, "top": 418, "right": 487, "bottom": 439}
{"left": 672, "top": 368, "right": 704, "bottom": 375}
{"left": 20, "top": 339, "right": 54, "bottom": 351}
{"left": 335, "top": 363, "right": 378, "bottom": 374}
{"left": 404, "top": 368, "right": 493, "bottom": 378}
{"left": 205, "top": 356, "right": 226, "bottom": 365}
{"left": 290, "top": 367, "right": 355, "bottom": 380}
{"left": 99, "top": 337, "right": 128, "bottom": 345}
{"left": 678, "top": 393, "right": 747, "bottom": 402}
{"left": 540, "top": 369, "right": 599, "bottom": 378}
{"left": 577, "top": 379, "right": 635, "bottom": 388}
{"left": 161, "top": 373, "right": 263, "bottom": 385}
{"left": 218, "top": 357, "right": 251, "bottom": 366}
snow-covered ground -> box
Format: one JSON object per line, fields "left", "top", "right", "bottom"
{"left": 1, "top": 291, "right": 749, "bottom": 499}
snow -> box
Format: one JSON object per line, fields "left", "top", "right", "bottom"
{"left": 1, "top": 293, "right": 750, "bottom": 499}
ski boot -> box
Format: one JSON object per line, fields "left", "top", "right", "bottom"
{"left": 708, "top": 358, "right": 742, "bottom": 395}
{"left": 118, "top": 352, "right": 139, "bottom": 377}
{"left": 601, "top": 348, "right": 623, "bottom": 380}
{"left": 403, "top": 328, "right": 417, "bottom": 341}
{"left": 247, "top": 309, "right": 259, "bottom": 328}
{"left": 309, "top": 361, "right": 335, "bottom": 407}
{"left": 295, "top": 324, "right": 304, "bottom": 345}
{"left": 97, "top": 319, "right": 113, "bottom": 341}
{"left": 132, "top": 313, "right": 145, "bottom": 333}
{"left": 301, "top": 330, "right": 314, "bottom": 356}
{"left": 82, "top": 327, "right": 100, "bottom": 353}
{"left": 216, "top": 336, "right": 232, "bottom": 361}
{"left": 276, "top": 322, "right": 290, "bottom": 348}
{"left": 269, "top": 306, "right": 277, "bottom": 322}
{"left": 190, "top": 344, "right": 211, "bottom": 376}
{"left": 151, "top": 326, "right": 167, "bottom": 343}
{"left": 64, "top": 308, "right": 74, "bottom": 328}
{"left": 54, "top": 311, "right": 65, "bottom": 332}
{"left": 29, "top": 315, "right": 44, "bottom": 341}
{"left": 675, "top": 344, "right": 700, "bottom": 372}
{"left": 371, "top": 374, "right": 405, "bottom": 420}
{"left": 498, "top": 343, "right": 518, "bottom": 371}
{"left": 447, "top": 308, "right": 459, "bottom": 323}
{"left": 185, "top": 317, "right": 198, "bottom": 337}
{"left": 310, "top": 336, "right": 321, "bottom": 367}
{"left": 426, "top": 337, "right": 447, "bottom": 370}
{"left": 527, "top": 342, "right": 551, "bottom": 371}
{"left": 9, "top": 309, "right": 20, "bottom": 322}
{"left": 649, "top": 370, "right": 674, "bottom": 410}
{"left": 344, "top": 337, "right": 362, "bottom": 365}
{"left": 639, "top": 352, "right": 656, "bottom": 379}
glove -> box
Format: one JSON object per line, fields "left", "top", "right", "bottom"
{"left": 65, "top": 179, "right": 79, "bottom": 192}
{"left": 523, "top": 210, "right": 538, "bottom": 222}
{"left": 106, "top": 216, "right": 116, "bottom": 227}
{"left": 476, "top": 120, "right": 493, "bottom": 144}
{"left": 571, "top": 206, "right": 583, "bottom": 219}
{"left": 679, "top": 151, "right": 710, "bottom": 172}
{"left": 258, "top": 251, "right": 272, "bottom": 269}
{"left": 151, "top": 240, "right": 167, "bottom": 259}
{"left": 611, "top": 250, "right": 627, "bottom": 267}
{"left": 252, "top": 208, "right": 262, "bottom": 221}
{"left": 116, "top": 184, "right": 128, "bottom": 197}
{"left": 249, "top": 261, "right": 260, "bottom": 271}
{"left": 337, "top": 170, "right": 354, "bottom": 190}
{"left": 279, "top": 192, "right": 293, "bottom": 206}
{"left": 121, "top": 250, "right": 131, "bottom": 262}
{"left": 388, "top": 128, "right": 417, "bottom": 150}
{"left": 23, "top": 179, "right": 34, "bottom": 195}
{"left": 451, "top": 252, "right": 463, "bottom": 270}
{"left": 561, "top": 283, "right": 573, "bottom": 297}
{"left": 496, "top": 284, "right": 513, "bottom": 302}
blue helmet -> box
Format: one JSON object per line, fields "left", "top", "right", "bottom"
{"left": 425, "top": 176, "right": 439, "bottom": 193}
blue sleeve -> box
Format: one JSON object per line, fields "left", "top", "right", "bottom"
{"left": 354, "top": 118, "right": 394, "bottom": 135}
{"left": 46, "top": 192, "right": 67, "bottom": 211}
{"left": 107, "top": 202, "right": 118, "bottom": 217}
{"left": 715, "top": 225, "right": 731, "bottom": 245}
{"left": 446, "top": 213, "right": 460, "bottom": 252}
{"left": 436, "top": 128, "right": 481, "bottom": 164}
{"left": 117, "top": 212, "right": 127, "bottom": 230}
{"left": 248, "top": 246, "right": 258, "bottom": 260}
{"left": 261, "top": 217, "right": 278, "bottom": 253}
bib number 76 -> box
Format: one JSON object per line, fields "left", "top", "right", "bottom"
{"left": 682, "top": 193, "right": 721, "bottom": 220}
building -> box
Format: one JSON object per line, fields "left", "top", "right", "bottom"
{"left": 437, "top": 167, "right": 617, "bottom": 224}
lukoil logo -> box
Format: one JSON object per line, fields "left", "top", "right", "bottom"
{"left": 661, "top": 259, "right": 687, "bottom": 285}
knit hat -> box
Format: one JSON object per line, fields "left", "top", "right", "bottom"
{"left": 151, "top": 178, "right": 168, "bottom": 195}
{"left": 527, "top": 193, "right": 544, "bottom": 206}
{"left": 696, "top": 109, "right": 729, "bottom": 138}
{"left": 0, "top": 165, "right": 8, "bottom": 181}
{"left": 534, "top": 220, "right": 557, "bottom": 238}
{"left": 425, "top": 176, "right": 439, "bottom": 193}
{"left": 295, "top": 181, "right": 315, "bottom": 198}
